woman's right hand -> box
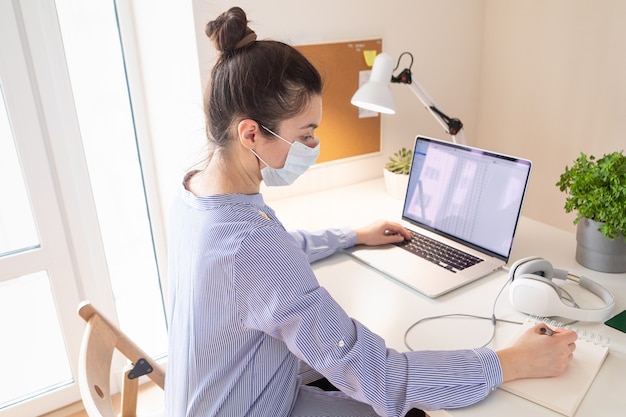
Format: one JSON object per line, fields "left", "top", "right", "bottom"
{"left": 496, "top": 323, "right": 578, "bottom": 382}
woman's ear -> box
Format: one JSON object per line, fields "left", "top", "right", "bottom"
{"left": 237, "top": 119, "right": 261, "bottom": 150}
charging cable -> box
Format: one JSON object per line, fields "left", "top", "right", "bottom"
{"left": 403, "top": 266, "right": 522, "bottom": 350}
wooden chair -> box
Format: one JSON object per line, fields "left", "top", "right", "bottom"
{"left": 77, "top": 300, "right": 165, "bottom": 417}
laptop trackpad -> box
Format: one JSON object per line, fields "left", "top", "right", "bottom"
{"left": 345, "top": 245, "right": 481, "bottom": 298}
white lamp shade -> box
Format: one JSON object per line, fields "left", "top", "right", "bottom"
{"left": 350, "top": 53, "right": 396, "bottom": 114}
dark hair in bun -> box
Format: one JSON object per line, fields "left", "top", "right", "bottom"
{"left": 203, "top": 7, "right": 322, "bottom": 149}
{"left": 205, "top": 6, "right": 256, "bottom": 56}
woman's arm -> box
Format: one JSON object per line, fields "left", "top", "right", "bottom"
{"left": 288, "top": 220, "right": 412, "bottom": 263}
{"left": 496, "top": 323, "right": 577, "bottom": 381}
{"left": 354, "top": 219, "right": 412, "bottom": 245}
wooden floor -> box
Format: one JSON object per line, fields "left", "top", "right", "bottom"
{"left": 41, "top": 381, "right": 163, "bottom": 417}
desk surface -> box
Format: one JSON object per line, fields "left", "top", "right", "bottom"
{"left": 268, "top": 178, "right": 626, "bottom": 417}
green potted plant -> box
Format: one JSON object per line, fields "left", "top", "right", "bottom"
{"left": 383, "top": 147, "right": 412, "bottom": 199}
{"left": 556, "top": 150, "right": 626, "bottom": 272}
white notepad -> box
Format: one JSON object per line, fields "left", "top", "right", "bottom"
{"left": 499, "top": 317, "right": 609, "bottom": 417}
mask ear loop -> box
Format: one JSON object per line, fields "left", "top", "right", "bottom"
{"left": 260, "top": 124, "right": 292, "bottom": 145}
{"left": 240, "top": 121, "right": 273, "bottom": 168}
{"left": 249, "top": 148, "right": 271, "bottom": 168}
{"left": 252, "top": 124, "right": 306, "bottom": 168}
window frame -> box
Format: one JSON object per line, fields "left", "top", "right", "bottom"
{"left": 0, "top": 0, "right": 179, "bottom": 414}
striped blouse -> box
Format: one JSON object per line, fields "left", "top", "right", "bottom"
{"left": 165, "top": 186, "right": 502, "bottom": 417}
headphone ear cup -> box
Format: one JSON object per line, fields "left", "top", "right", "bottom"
{"left": 509, "top": 273, "right": 564, "bottom": 317}
{"left": 513, "top": 258, "right": 555, "bottom": 280}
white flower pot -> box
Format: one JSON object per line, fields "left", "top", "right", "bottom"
{"left": 383, "top": 169, "right": 409, "bottom": 200}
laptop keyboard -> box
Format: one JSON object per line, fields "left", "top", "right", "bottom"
{"left": 395, "top": 230, "right": 484, "bottom": 273}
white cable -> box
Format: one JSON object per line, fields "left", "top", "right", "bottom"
{"left": 404, "top": 269, "right": 521, "bottom": 351}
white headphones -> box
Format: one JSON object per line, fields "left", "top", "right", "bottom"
{"left": 508, "top": 256, "right": 615, "bottom": 322}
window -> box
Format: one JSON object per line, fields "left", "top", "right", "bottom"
{"left": 0, "top": 0, "right": 170, "bottom": 414}
{"left": 0, "top": 102, "right": 38, "bottom": 257}
{"left": 0, "top": 272, "right": 73, "bottom": 409}
{"left": 0, "top": 83, "right": 73, "bottom": 411}
{"left": 55, "top": 0, "right": 167, "bottom": 358}
{"left": 0, "top": 2, "right": 84, "bottom": 413}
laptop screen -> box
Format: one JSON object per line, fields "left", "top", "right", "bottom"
{"left": 402, "top": 136, "right": 532, "bottom": 261}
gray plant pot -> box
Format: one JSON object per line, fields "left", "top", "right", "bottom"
{"left": 576, "top": 218, "right": 626, "bottom": 273}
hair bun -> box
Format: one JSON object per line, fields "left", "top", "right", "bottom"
{"left": 206, "top": 7, "right": 256, "bottom": 55}
{"left": 234, "top": 29, "right": 257, "bottom": 49}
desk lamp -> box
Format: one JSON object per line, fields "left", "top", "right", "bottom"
{"left": 351, "top": 52, "right": 465, "bottom": 144}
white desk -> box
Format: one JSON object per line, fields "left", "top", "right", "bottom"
{"left": 269, "top": 178, "right": 626, "bottom": 417}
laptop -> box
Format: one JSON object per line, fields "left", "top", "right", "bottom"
{"left": 346, "top": 135, "right": 532, "bottom": 298}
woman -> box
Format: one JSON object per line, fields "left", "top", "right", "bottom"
{"left": 165, "top": 7, "right": 577, "bottom": 417}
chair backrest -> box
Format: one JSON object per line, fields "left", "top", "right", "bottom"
{"left": 77, "top": 301, "right": 165, "bottom": 417}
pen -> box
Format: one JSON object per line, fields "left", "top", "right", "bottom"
{"left": 539, "top": 326, "right": 554, "bottom": 336}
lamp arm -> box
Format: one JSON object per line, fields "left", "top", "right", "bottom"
{"left": 405, "top": 80, "right": 464, "bottom": 142}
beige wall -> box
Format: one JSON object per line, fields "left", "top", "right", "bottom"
{"left": 477, "top": 0, "right": 626, "bottom": 234}
{"left": 185, "top": 1, "right": 625, "bottom": 233}
{"left": 190, "top": 0, "right": 485, "bottom": 200}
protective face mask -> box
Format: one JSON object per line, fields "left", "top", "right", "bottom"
{"left": 251, "top": 126, "right": 320, "bottom": 186}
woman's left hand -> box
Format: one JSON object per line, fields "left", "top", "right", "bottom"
{"left": 354, "top": 220, "right": 412, "bottom": 246}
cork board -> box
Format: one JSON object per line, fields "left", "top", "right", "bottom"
{"left": 296, "top": 39, "right": 382, "bottom": 163}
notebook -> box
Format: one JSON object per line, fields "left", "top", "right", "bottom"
{"left": 499, "top": 316, "right": 610, "bottom": 416}
{"left": 346, "top": 135, "right": 532, "bottom": 298}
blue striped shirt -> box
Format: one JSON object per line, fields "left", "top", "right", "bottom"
{"left": 165, "top": 186, "right": 503, "bottom": 416}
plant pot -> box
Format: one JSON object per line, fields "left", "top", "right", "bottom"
{"left": 576, "top": 218, "right": 626, "bottom": 273}
{"left": 383, "top": 168, "right": 409, "bottom": 200}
